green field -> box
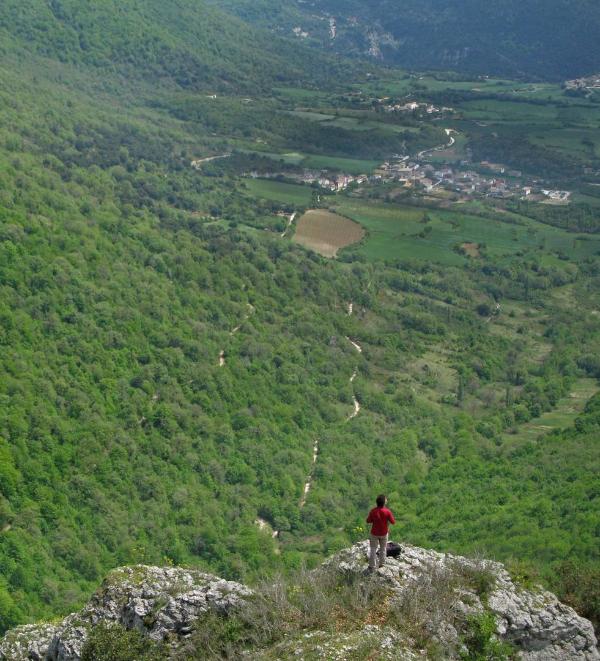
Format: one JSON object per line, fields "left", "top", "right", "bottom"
{"left": 301, "top": 153, "right": 380, "bottom": 174}
{"left": 287, "top": 110, "right": 335, "bottom": 121}
{"left": 529, "top": 128, "right": 600, "bottom": 160}
{"left": 504, "top": 378, "right": 599, "bottom": 445}
{"left": 334, "top": 199, "right": 600, "bottom": 263}
{"left": 240, "top": 149, "right": 380, "bottom": 174}
{"left": 355, "top": 75, "right": 567, "bottom": 100}
{"left": 242, "top": 178, "right": 315, "bottom": 205}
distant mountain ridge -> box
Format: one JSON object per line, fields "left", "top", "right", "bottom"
{"left": 218, "top": 0, "right": 600, "bottom": 80}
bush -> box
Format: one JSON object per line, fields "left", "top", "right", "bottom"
{"left": 81, "top": 623, "right": 168, "bottom": 661}
{"left": 182, "top": 565, "right": 388, "bottom": 659}
{"left": 461, "top": 612, "right": 515, "bottom": 660}
{"left": 553, "top": 560, "right": 600, "bottom": 632}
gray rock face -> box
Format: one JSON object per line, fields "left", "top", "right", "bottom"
{"left": 1, "top": 546, "right": 597, "bottom": 660}
{"left": 0, "top": 623, "right": 59, "bottom": 661}
{"left": 329, "top": 542, "right": 599, "bottom": 660}
{"left": 1, "top": 565, "right": 252, "bottom": 661}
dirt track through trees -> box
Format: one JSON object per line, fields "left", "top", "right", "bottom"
{"left": 222, "top": 300, "right": 363, "bottom": 513}
{"left": 300, "top": 318, "right": 363, "bottom": 507}
{"left": 218, "top": 303, "right": 255, "bottom": 366}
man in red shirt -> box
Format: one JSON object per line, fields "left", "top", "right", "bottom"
{"left": 366, "top": 494, "right": 396, "bottom": 570}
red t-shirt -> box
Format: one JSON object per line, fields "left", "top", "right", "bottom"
{"left": 366, "top": 506, "right": 395, "bottom": 536}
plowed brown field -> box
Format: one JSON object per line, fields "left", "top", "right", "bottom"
{"left": 293, "top": 209, "right": 365, "bottom": 257}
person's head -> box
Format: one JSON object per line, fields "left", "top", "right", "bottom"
{"left": 376, "top": 494, "right": 386, "bottom": 507}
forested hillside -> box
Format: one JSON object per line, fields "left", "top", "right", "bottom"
{"left": 0, "top": 0, "right": 599, "bottom": 640}
{"left": 0, "top": 0, "right": 351, "bottom": 92}
{"left": 220, "top": 0, "right": 600, "bottom": 80}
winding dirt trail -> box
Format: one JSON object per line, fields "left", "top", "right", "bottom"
{"left": 299, "top": 439, "right": 320, "bottom": 508}
{"left": 346, "top": 332, "right": 362, "bottom": 420}
{"left": 191, "top": 153, "right": 231, "bottom": 169}
{"left": 281, "top": 211, "right": 297, "bottom": 238}
{"left": 416, "top": 128, "right": 457, "bottom": 159}
{"left": 348, "top": 395, "right": 361, "bottom": 420}
{"left": 221, "top": 300, "right": 364, "bottom": 512}
{"left": 346, "top": 336, "right": 362, "bottom": 354}
{"left": 300, "top": 331, "right": 363, "bottom": 506}
{"left": 218, "top": 303, "right": 255, "bottom": 367}
{"left": 255, "top": 517, "right": 279, "bottom": 538}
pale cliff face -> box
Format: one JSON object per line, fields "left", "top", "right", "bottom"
{"left": 1, "top": 543, "right": 598, "bottom": 660}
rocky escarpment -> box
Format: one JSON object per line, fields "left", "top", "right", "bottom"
{"left": 1, "top": 543, "right": 597, "bottom": 660}
{"left": 330, "top": 543, "right": 599, "bottom": 660}
{"left": 0, "top": 566, "right": 251, "bottom": 660}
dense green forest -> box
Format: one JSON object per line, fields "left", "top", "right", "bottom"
{"left": 219, "top": 0, "right": 600, "bottom": 80}
{"left": 0, "top": 0, "right": 355, "bottom": 92}
{"left": 0, "top": 0, "right": 599, "bottom": 640}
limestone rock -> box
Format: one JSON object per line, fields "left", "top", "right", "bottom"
{"left": 327, "top": 542, "right": 599, "bottom": 660}
{"left": 1, "top": 546, "right": 597, "bottom": 660}
{"left": 0, "top": 623, "right": 59, "bottom": 661}
{"left": 1, "top": 565, "right": 251, "bottom": 661}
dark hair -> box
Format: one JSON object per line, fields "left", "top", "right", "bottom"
{"left": 376, "top": 494, "right": 386, "bottom": 507}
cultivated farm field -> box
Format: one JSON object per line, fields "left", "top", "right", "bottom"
{"left": 293, "top": 209, "right": 365, "bottom": 257}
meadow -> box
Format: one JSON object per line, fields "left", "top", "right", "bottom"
{"left": 242, "top": 178, "right": 315, "bottom": 205}
{"left": 333, "top": 199, "right": 600, "bottom": 264}
{"left": 503, "top": 378, "right": 599, "bottom": 446}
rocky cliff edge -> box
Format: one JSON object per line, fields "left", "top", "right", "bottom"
{"left": 1, "top": 542, "right": 597, "bottom": 660}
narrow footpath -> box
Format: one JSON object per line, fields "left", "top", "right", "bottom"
{"left": 218, "top": 303, "right": 255, "bottom": 367}
{"left": 299, "top": 439, "right": 320, "bottom": 508}
{"left": 281, "top": 211, "right": 297, "bottom": 238}
{"left": 300, "top": 316, "right": 363, "bottom": 507}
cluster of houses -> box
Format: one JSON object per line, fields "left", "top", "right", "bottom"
{"left": 372, "top": 158, "right": 571, "bottom": 201}
{"left": 246, "top": 159, "right": 571, "bottom": 202}
{"left": 380, "top": 100, "right": 454, "bottom": 115}
{"left": 564, "top": 74, "right": 600, "bottom": 91}
{"left": 246, "top": 170, "right": 369, "bottom": 192}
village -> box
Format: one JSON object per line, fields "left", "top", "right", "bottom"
{"left": 372, "top": 157, "right": 572, "bottom": 202}
{"left": 564, "top": 73, "right": 600, "bottom": 91}
{"left": 245, "top": 154, "right": 571, "bottom": 203}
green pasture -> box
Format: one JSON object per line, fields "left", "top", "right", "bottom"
{"left": 459, "top": 100, "right": 561, "bottom": 124}
{"left": 237, "top": 148, "right": 306, "bottom": 165}
{"left": 460, "top": 98, "right": 600, "bottom": 128}
{"left": 287, "top": 110, "right": 335, "bottom": 121}
{"left": 239, "top": 149, "right": 379, "bottom": 174}
{"left": 334, "top": 199, "right": 600, "bottom": 264}
{"left": 572, "top": 193, "right": 600, "bottom": 207}
{"left": 355, "top": 75, "right": 564, "bottom": 100}
{"left": 503, "top": 378, "right": 599, "bottom": 446}
{"left": 324, "top": 115, "right": 422, "bottom": 134}
{"left": 242, "top": 178, "right": 314, "bottom": 205}
{"left": 301, "top": 153, "right": 379, "bottom": 174}
{"left": 529, "top": 128, "right": 600, "bottom": 160}
{"left": 273, "top": 86, "right": 332, "bottom": 103}
{"left": 355, "top": 75, "right": 517, "bottom": 97}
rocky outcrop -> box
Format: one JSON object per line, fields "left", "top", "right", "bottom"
{"left": 0, "top": 566, "right": 251, "bottom": 661}
{"left": 330, "top": 543, "right": 599, "bottom": 660}
{"left": 1, "top": 544, "right": 597, "bottom": 660}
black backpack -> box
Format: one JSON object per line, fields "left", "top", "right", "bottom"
{"left": 385, "top": 541, "right": 403, "bottom": 558}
